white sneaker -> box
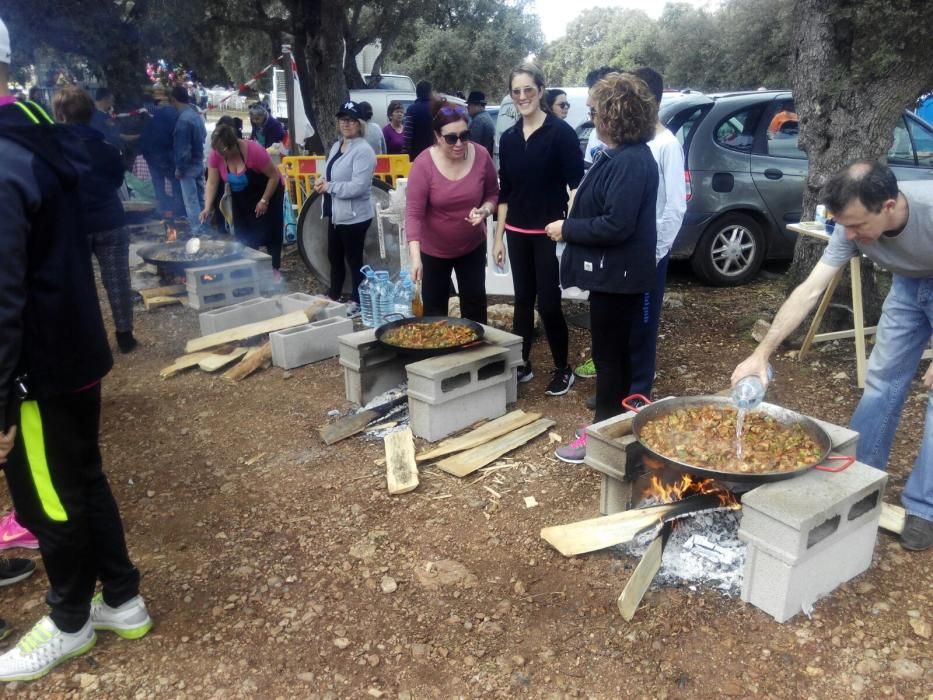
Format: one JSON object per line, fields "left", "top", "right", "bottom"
{"left": 0, "top": 616, "right": 96, "bottom": 682}
{"left": 90, "top": 593, "right": 153, "bottom": 639}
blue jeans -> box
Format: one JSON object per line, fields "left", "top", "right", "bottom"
{"left": 147, "top": 159, "right": 184, "bottom": 218}
{"left": 629, "top": 254, "right": 670, "bottom": 397}
{"left": 850, "top": 275, "right": 933, "bottom": 520}
{"left": 176, "top": 165, "right": 205, "bottom": 233}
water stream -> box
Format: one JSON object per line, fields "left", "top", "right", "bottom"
{"left": 735, "top": 407, "right": 746, "bottom": 459}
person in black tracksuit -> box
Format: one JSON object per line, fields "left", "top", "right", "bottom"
{"left": 546, "top": 72, "right": 659, "bottom": 463}
{"left": 493, "top": 63, "right": 584, "bottom": 397}
{"left": 0, "top": 84, "right": 151, "bottom": 680}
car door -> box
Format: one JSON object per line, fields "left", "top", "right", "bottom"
{"left": 889, "top": 113, "right": 933, "bottom": 183}
{"left": 750, "top": 97, "right": 807, "bottom": 255}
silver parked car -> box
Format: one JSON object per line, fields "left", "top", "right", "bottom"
{"left": 661, "top": 90, "right": 933, "bottom": 285}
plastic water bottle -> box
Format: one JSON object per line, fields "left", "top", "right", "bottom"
{"left": 359, "top": 265, "right": 376, "bottom": 327}
{"left": 732, "top": 364, "right": 774, "bottom": 410}
{"left": 814, "top": 204, "right": 827, "bottom": 227}
{"left": 374, "top": 270, "right": 393, "bottom": 326}
{"left": 393, "top": 279, "right": 415, "bottom": 317}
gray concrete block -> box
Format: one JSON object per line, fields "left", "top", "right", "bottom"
{"left": 479, "top": 324, "right": 523, "bottom": 367}
{"left": 583, "top": 411, "right": 638, "bottom": 481}
{"left": 740, "top": 517, "right": 878, "bottom": 623}
{"left": 270, "top": 316, "right": 353, "bottom": 369}
{"left": 406, "top": 345, "right": 510, "bottom": 404}
{"left": 409, "top": 380, "right": 508, "bottom": 442}
{"left": 186, "top": 259, "right": 258, "bottom": 291}
{"left": 187, "top": 284, "right": 259, "bottom": 311}
{"left": 239, "top": 247, "right": 276, "bottom": 294}
{"left": 198, "top": 297, "right": 282, "bottom": 335}
{"left": 506, "top": 368, "right": 518, "bottom": 404}
{"left": 739, "top": 460, "right": 887, "bottom": 564}
{"left": 343, "top": 360, "right": 408, "bottom": 405}
{"left": 338, "top": 328, "right": 399, "bottom": 370}
{"left": 280, "top": 292, "right": 347, "bottom": 320}
{"left": 600, "top": 474, "right": 635, "bottom": 516}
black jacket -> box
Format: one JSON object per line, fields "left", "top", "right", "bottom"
{"left": 0, "top": 102, "right": 113, "bottom": 429}
{"left": 73, "top": 124, "right": 125, "bottom": 234}
{"left": 560, "top": 143, "right": 659, "bottom": 294}
{"left": 404, "top": 98, "right": 433, "bottom": 161}
{"left": 498, "top": 112, "right": 583, "bottom": 230}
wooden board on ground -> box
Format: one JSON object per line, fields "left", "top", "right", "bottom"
{"left": 434, "top": 417, "right": 555, "bottom": 478}
{"left": 617, "top": 523, "right": 670, "bottom": 621}
{"left": 318, "top": 395, "right": 409, "bottom": 446}
{"left": 160, "top": 351, "right": 215, "bottom": 379}
{"left": 222, "top": 342, "right": 272, "bottom": 382}
{"left": 139, "top": 284, "right": 186, "bottom": 299}
{"left": 879, "top": 502, "right": 906, "bottom": 534}
{"left": 416, "top": 410, "right": 542, "bottom": 462}
{"left": 185, "top": 311, "right": 309, "bottom": 354}
{"left": 385, "top": 428, "right": 419, "bottom": 495}
{"left": 198, "top": 347, "right": 249, "bottom": 372}
{"left": 540, "top": 503, "right": 676, "bottom": 557}
{"left": 144, "top": 295, "right": 187, "bottom": 311}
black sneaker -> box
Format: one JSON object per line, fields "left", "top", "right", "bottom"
{"left": 901, "top": 515, "right": 933, "bottom": 551}
{"left": 517, "top": 362, "right": 534, "bottom": 384}
{"left": 116, "top": 331, "right": 138, "bottom": 354}
{"left": 0, "top": 558, "right": 36, "bottom": 587}
{"left": 545, "top": 367, "right": 575, "bottom": 396}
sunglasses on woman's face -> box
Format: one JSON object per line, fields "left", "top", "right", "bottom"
{"left": 556, "top": 102, "right": 570, "bottom": 110}
{"left": 511, "top": 86, "right": 537, "bottom": 99}
{"left": 441, "top": 130, "right": 471, "bottom": 145}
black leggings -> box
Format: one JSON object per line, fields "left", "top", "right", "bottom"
{"left": 420, "top": 243, "right": 487, "bottom": 323}
{"left": 590, "top": 291, "right": 642, "bottom": 422}
{"left": 506, "top": 231, "right": 568, "bottom": 368}
{"left": 327, "top": 219, "right": 371, "bottom": 303}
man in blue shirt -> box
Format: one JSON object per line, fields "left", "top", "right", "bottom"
{"left": 138, "top": 86, "right": 183, "bottom": 218}
{"left": 169, "top": 85, "right": 207, "bottom": 232}
{"left": 90, "top": 87, "right": 123, "bottom": 151}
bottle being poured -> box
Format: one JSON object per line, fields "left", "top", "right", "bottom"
{"left": 731, "top": 364, "right": 774, "bottom": 458}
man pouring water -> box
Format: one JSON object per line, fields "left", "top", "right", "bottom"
{"left": 732, "top": 160, "right": 933, "bottom": 552}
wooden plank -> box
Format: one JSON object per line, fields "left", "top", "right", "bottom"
{"left": 318, "top": 396, "right": 408, "bottom": 446}
{"left": 222, "top": 342, "right": 272, "bottom": 382}
{"left": 879, "top": 502, "right": 906, "bottom": 535}
{"left": 811, "top": 326, "right": 878, "bottom": 343}
{"left": 160, "top": 351, "right": 215, "bottom": 379}
{"left": 798, "top": 267, "right": 843, "bottom": 360}
{"left": 617, "top": 524, "right": 670, "bottom": 621}
{"left": 144, "top": 295, "right": 187, "bottom": 311}
{"left": 197, "top": 347, "right": 248, "bottom": 372}
{"left": 435, "top": 417, "right": 555, "bottom": 478}
{"left": 850, "top": 258, "right": 867, "bottom": 388}
{"left": 385, "top": 428, "right": 419, "bottom": 495}
{"left": 416, "top": 410, "right": 541, "bottom": 462}
{"left": 185, "top": 311, "right": 309, "bottom": 353}
{"left": 540, "top": 503, "right": 676, "bottom": 557}
{"left": 139, "top": 284, "right": 185, "bottom": 299}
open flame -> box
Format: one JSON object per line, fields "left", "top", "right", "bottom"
{"left": 644, "top": 474, "right": 738, "bottom": 508}
{"left": 165, "top": 226, "right": 178, "bottom": 242}
{"left": 201, "top": 274, "right": 216, "bottom": 282}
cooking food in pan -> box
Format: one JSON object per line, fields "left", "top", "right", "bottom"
{"left": 638, "top": 405, "right": 824, "bottom": 473}
{"left": 381, "top": 320, "right": 479, "bottom": 349}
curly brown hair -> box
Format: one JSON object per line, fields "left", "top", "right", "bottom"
{"left": 51, "top": 86, "right": 95, "bottom": 125}
{"left": 591, "top": 72, "right": 657, "bottom": 146}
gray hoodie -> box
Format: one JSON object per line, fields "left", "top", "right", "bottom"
{"left": 324, "top": 137, "right": 377, "bottom": 225}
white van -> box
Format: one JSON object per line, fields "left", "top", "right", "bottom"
{"left": 492, "top": 86, "right": 589, "bottom": 166}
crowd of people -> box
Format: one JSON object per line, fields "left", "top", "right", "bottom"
{"left": 1, "top": 9, "right": 932, "bottom": 687}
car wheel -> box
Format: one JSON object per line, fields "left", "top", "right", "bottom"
{"left": 690, "top": 213, "right": 766, "bottom": 286}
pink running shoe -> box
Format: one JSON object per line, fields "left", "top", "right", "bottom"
{"left": 0, "top": 512, "right": 39, "bottom": 550}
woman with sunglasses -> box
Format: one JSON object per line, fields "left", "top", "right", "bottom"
{"left": 545, "top": 89, "right": 571, "bottom": 120}
{"left": 405, "top": 101, "right": 499, "bottom": 323}
{"left": 494, "top": 62, "right": 584, "bottom": 396}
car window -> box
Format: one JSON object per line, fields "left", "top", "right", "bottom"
{"left": 906, "top": 116, "right": 933, "bottom": 167}
{"left": 887, "top": 118, "right": 915, "bottom": 165}
{"left": 714, "top": 105, "right": 765, "bottom": 153}
{"left": 666, "top": 106, "right": 706, "bottom": 148}
{"left": 765, "top": 100, "right": 805, "bottom": 160}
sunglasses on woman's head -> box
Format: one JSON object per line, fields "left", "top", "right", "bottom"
{"left": 441, "top": 130, "right": 471, "bottom": 145}
{"left": 439, "top": 106, "right": 468, "bottom": 118}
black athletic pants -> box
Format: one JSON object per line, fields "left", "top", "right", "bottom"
{"left": 590, "top": 291, "right": 642, "bottom": 422}
{"left": 420, "top": 242, "right": 488, "bottom": 323}
{"left": 3, "top": 385, "right": 140, "bottom": 632}
{"left": 506, "top": 231, "right": 568, "bottom": 368}
{"left": 327, "top": 219, "right": 371, "bottom": 303}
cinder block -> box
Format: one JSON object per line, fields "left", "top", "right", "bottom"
{"left": 738, "top": 460, "right": 887, "bottom": 564}
{"left": 600, "top": 474, "right": 635, "bottom": 515}
{"left": 406, "top": 345, "right": 510, "bottom": 404}
{"left": 186, "top": 259, "right": 258, "bottom": 291}
{"left": 187, "top": 284, "right": 259, "bottom": 311}
{"left": 343, "top": 361, "right": 408, "bottom": 406}
{"left": 741, "top": 517, "right": 878, "bottom": 623}
{"left": 810, "top": 417, "right": 859, "bottom": 456}
{"left": 409, "top": 380, "right": 508, "bottom": 442}
{"left": 339, "top": 328, "right": 399, "bottom": 370}
{"left": 506, "top": 368, "right": 518, "bottom": 404}
{"left": 198, "top": 297, "right": 282, "bottom": 335}
{"left": 239, "top": 247, "right": 276, "bottom": 294}
{"left": 583, "top": 411, "right": 638, "bottom": 481}
{"left": 479, "top": 324, "right": 523, "bottom": 368}
{"left": 280, "top": 292, "right": 346, "bottom": 320}
{"left": 270, "top": 316, "right": 353, "bottom": 369}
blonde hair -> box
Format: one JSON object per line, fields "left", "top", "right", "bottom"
{"left": 591, "top": 72, "right": 657, "bottom": 146}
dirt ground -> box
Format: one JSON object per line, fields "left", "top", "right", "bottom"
{"left": 1, "top": 251, "right": 930, "bottom": 699}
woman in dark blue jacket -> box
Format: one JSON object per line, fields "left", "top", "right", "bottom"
{"left": 53, "top": 87, "right": 136, "bottom": 353}
{"left": 545, "top": 72, "right": 659, "bottom": 463}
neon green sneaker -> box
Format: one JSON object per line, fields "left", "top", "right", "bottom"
{"left": 90, "top": 592, "right": 153, "bottom": 640}
{"left": 574, "top": 358, "right": 597, "bottom": 379}
{"left": 0, "top": 616, "right": 96, "bottom": 682}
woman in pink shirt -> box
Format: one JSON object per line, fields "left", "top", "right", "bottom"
{"left": 201, "top": 123, "right": 285, "bottom": 273}
{"left": 405, "top": 102, "right": 499, "bottom": 323}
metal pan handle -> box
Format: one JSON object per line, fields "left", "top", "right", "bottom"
{"left": 621, "top": 394, "right": 652, "bottom": 412}
{"left": 814, "top": 455, "right": 855, "bottom": 472}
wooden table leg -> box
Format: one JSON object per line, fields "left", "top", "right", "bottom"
{"left": 851, "top": 258, "right": 867, "bottom": 388}
{"left": 799, "top": 267, "right": 844, "bottom": 360}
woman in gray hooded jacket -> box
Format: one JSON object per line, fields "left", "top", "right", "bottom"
{"left": 314, "top": 101, "right": 377, "bottom": 305}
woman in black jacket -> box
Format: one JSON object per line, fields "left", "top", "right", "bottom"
{"left": 493, "top": 63, "right": 583, "bottom": 397}
{"left": 53, "top": 87, "right": 137, "bottom": 353}
{"left": 545, "top": 73, "right": 659, "bottom": 463}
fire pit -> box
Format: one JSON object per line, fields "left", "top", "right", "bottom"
{"left": 137, "top": 240, "right": 244, "bottom": 277}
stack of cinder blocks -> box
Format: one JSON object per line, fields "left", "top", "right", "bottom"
{"left": 478, "top": 325, "right": 523, "bottom": 404}
{"left": 407, "top": 344, "right": 512, "bottom": 441}
{"left": 338, "top": 329, "right": 408, "bottom": 406}
{"left": 738, "top": 452, "right": 885, "bottom": 623}
{"left": 239, "top": 247, "right": 276, "bottom": 295}
{"left": 582, "top": 410, "right": 641, "bottom": 515}
{"left": 186, "top": 260, "right": 259, "bottom": 311}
